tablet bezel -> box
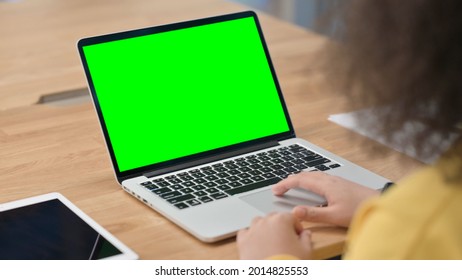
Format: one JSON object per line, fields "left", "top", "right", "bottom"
{"left": 0, "top": 192, "right": 138, "bottom": 260}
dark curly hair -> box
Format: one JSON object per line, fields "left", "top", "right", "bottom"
{"left": 325, "top": 0, "right": 462, "bottom": 161}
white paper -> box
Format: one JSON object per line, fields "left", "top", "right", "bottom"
{"left": 328, "top": 110, "right": 458, "bottom": 164}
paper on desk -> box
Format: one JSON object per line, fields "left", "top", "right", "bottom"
{"left": 328, "top": 110, "right": 458, "bottom": 164}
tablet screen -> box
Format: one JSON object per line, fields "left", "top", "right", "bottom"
{"left": 0, "top": 198, "right": 123, "bottom": 260}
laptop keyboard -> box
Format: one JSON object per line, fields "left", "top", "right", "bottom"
{"left": 139, "top": 144, "right": 341, "bottom": 210}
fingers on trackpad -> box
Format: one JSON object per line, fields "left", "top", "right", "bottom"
{"left": 239, "top": 188, "right": 326, "bottom": 214}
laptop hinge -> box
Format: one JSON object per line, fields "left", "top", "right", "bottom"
{"left": 143, "top": 141, "right": 280, "bottom": 178}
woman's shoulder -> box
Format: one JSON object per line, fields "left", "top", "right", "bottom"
{"left": 345, "top": 151, "right": 462, "bottom": 259}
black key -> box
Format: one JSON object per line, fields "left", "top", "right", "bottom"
{"left": 260, "top": 161, "right": 273, "bottom": 167}
{"left": 192, "top": 185, "right": 206, "bottom": 191}
{"left": 223, "top": 160, "right": 235, "bottom": 165}
{"left": 329, "top": 163, "right": 341, "bottom": 169}
{"left": 168, "top": 178, "right": 183, "bottom": 184}
{"left": 239, "top": 167, "right": 252, "bottom": 173}
{"left": 204, "top": 181, "right": 218, "bottom": 188}
{"left": 303, "top": 155, "right": 323, "bottom": 162}
{"left": 205, "top": 175, "right": 219, "bottom": 181}
{"left": 284, "top": 167, "right": 298, "bottom": 173}
{"left": 214, "top": 167, "right": 228, "bottom": 172}
{"left": 248, "top": 170, "right": 263, "bottom": 176}
{"left": 177, "top": 172, "right": 188, "bottom": 177}
{"left": 194, "top": 190, "right": 208, "bottom": 197}
{"left": 282, "top": 155, "right": 295, "bottom": 161}
{"left": 202, "top": 169, "right": 217, "bottom": 175}
{"left": 316, "top": 165, "right": 330, "bottom": 171}
{"left": 189, "top": 169, "right": 200, "bottom": 174}
{"left": 273, "top": 170, "right": 288, "bottom": 177}
{"left": 260, "top": 167, "right": 273, "bottom": 173}
{"left": 279, "top": 150, "right": 292, "bottom": 156}
{"left": 262, "top": 172, "right": 276, "bottom": 179}
{"left": 180, "top": 175, "right": 194, "bottom": 181}
{"left": 229, "top": 181, "right": 242, "bottom": 188}
{"left": 199, "top": 196, "right": 213, "bottom": 203}
{"left": 152, "top": 187, "right": 172, "bottom": 195}
{"left": 269, "top": 153, "right": 281, "bottom": 158}
{"left": 152, "top": 178, "right": 166, "bottom": 183}
{"left": 206, "top": 187, "right": 220, "bottom": 194}
{"left": 217, "top": 185, "right": 232, "bottom": 191}
{"left": 271, "top": 158, "right": 284, "bottom": 164}
{"left": 186, "top": 199, "right": 201, "bottom": 206}
{"left": 194, "top": 178, "right": 207, "bottom": 184}
{"left": 270, "top": 164, "right": 284, "bottom": 170}
{"left": 181, "top": 181, "right": 196, "bottom": 187}
{"left": 191, "top": 172, "right": 206, "bottom": 178}
{"left": 240, "top": 178, "right": 254, "bottom": 185}
{"left": 225, "top": 177, "right": 282, "bottom": 196}
{"left": 165, "top": 175, "right": 177, "bottom": 180}
{"left": 249, "top": 164, "right": 263, "bottom": 170}
{"left": 236, "top": 161, "right": 249, "bottom": 167}
{"left": 167, "top": 194, "right": 195, "bottom": 204}
{"left": 237, "top": 172, "right": 251, "bottom": 179}
{"left": 247, "top": 158, "right": 260, "bottom": 164}
{"left": 170, "top": 184, "right": 183, "bottom": 190}
{"left": 216, "top": 172, "right": 230, "bottom": 178}
{"left": 251, "top": 175, "right": 265, "bottom": 182}
{"left": 281, "top": 161, "right": 294, "bottom": 167}
{"left": 258, "top": 155, "right": 271, "bottom": 161}
{"left": 140, "top": 181, "right": 152, "bottom": 186}
{"left": 174, "top": 202, "right": 189, "bottom": 209}
{"left": 288, "top": 144, "right": 304, "bottom": 151}
{"left": 156, "top": 181, "right": 171, "bottom": 187}
{"left": 227, "top": 175, "right": 240, "bottom": 182}
{"left": 210, "top": 192, "right": 228, "bottom": 200}
{"left": 224, "top": 163, "right": 239, "bottom": 169}
{"left": 143, "top": 184, "right": 159, "bottom": 191}
{"left": 305, "top": 158, "right": 331, "bottom": 167}
{"left": 212, "top": 163, "right": 223, "bottom": 167}
{"left": 227, "top": 169, "right": 240, "bottom": 175}
{"left": 160, "top": 191, "right": 182, "bottom": 199}
{"left": 294, "top": 164, "right": 308, "bottom": 170}
{"left": 300, "top": 150, "right": 315, "bottom": 156}
{"left": 245, "top": 155, "right": 257, "bottom": 159}
{"left": 215, "top": 179, "right": 229, "bottom": 185}
{"left": 181, "top": 188, "right": 194, "bottom": 194}
{"left": 200, "top": 166, "right": 212, "bottom": 171}
{"left": 292, "top": 153, "right": 305, "bottom": 159}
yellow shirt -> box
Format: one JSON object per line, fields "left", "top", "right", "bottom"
{"left": 344, "top": 148, "right": 462, "bottom": 259}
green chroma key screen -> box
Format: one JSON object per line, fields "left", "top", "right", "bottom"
{"left": 83, "top": 16, "right": 290, "bottom": 172}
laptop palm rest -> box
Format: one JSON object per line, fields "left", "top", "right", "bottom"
{"left": 239, "top": 188, "right": 326, "bottom": 214}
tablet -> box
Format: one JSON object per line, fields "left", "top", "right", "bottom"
{"left": 0, "top": 192, "right": 138, "bottom": 260}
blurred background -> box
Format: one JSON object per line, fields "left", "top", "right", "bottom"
{"left": 230, "top": 0, "right": 339, "bottom": 35}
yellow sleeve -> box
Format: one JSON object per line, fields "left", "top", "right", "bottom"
{"left": 266, "top": 254, "right": 300, "bottom": 260}
{"left": 344, "top": 156, "right": 462, "bottom": 259}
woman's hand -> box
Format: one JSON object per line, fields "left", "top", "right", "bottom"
{"left": 272, "top": 172, "right": 380, "bottom": 227}
{"left": 237, "top": 212, "right": 312, "bottom": 260}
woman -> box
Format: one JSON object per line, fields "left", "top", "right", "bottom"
{"left": 237, "top": 0, "right": 462, "bottom": 259}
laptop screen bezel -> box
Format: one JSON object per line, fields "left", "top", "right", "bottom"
{"left": 77, "top": 11, "right": 295, "bottom": 180}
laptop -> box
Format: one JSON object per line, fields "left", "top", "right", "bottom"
{"left": 77, "top": 11, "right": 388, "bottom": 242}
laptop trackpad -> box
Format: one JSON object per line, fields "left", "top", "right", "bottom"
{"left": 240, "top": 188, "right": 326, "bottom": 214}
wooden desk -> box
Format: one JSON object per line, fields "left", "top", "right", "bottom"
{"left": 0, "top": 0, "right": 423, "bottom": 259}
{"left": 0, "top": 0, "right": 320, "bottom": 110}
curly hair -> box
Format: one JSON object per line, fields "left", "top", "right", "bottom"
{"left": 326, "top": 0, "right": 462, "bottom": 160}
